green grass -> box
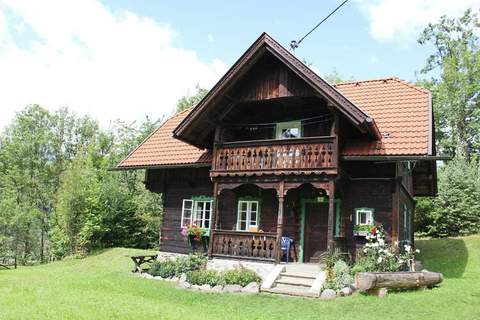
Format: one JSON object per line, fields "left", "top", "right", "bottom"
{"left": 1, "top": 236, "right": 480, "bottom": 320}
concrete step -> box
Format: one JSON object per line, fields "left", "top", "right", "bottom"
{"left": 279, "top": 272, "right": 316, "bottom": 280}
{"left": 276, "top": 275, "right": 315, "bottom": 287}
{"left": 283, "top": 264, "right": 321, "bottom": 278}
{"left": 263, "top": 283, "right": 318, "bottom": 298}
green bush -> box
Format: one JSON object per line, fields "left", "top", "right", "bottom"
{"left": 174, "top": 254, "right": 207, "bottom": 275}
{"left": 148, "top": 254, "right": 207, "bottom": 278}
{"left": 223, "top": 267, "right": 261, "bottom": 287}
{"left": 149, "top": 260, "right": 176, "bottom": 278}
{"left": 186, "top": 270, "right": 224, "bottom": 286}
{"left": 323, "top": 260, "right": 353, "bottom": 291}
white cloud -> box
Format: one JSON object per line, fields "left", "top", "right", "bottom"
{"left": 0, "top": 0, "right": 227, "bottom": 129}
{"left": 357, "top": 0, "right": 480, "bottom": 42}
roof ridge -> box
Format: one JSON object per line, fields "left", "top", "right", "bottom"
{"left": 335, "top": 76, "right": 430, "bottom": 94}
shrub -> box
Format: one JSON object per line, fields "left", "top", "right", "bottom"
{"left": 149, "top": 260, "right": 176, "bottom": 278}
{"left": 320, "top": 250, "right": 350, "bottom": 284}
{"left": 148, "top": 254, "right": 207, "bottom": 278}
{"left": 174, "top": 254, "right": 207, "bottom": 275}
{"left": 323, "top": 260, "right": 353, "bottom": 291}
{"left": 186, "top": 269, "right": 224, "bottom": 286}
{"left": 223, "top": 267, "right": 261, "bottom": 287}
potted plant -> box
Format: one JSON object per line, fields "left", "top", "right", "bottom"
{"left": 353, "top": 224, "right": 376, "bottom": 237}
{"left": 181, "top": 225, "right": 209, "bottom": 252}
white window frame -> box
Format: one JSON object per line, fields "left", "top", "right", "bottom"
{"left": 237, "top": 200, "right": 260, "bottom": 231}
{"left": 181, "top": 198, "right": 213, "bottom": 229}
{"left": 355, "top": 208, "right": 374, "bottom": 226}
{"left": 275, "top": 121, "right": 302, "bottom": 139}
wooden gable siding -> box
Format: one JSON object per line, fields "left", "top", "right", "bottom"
{"left": 235, "top": 61, "right": 314, "bottom": 102}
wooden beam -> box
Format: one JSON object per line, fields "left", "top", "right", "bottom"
{"left": 327, "top": 180, "right": 335, "bottom": 251}
{"left": 207, "top": 182, "right": 219, "bottom": 258}
{"left": 275, "top": 181, "right": 285, "bottom": 264}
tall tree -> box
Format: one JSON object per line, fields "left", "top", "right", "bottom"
{"left": 418, "top": 9, "right": 480, "bottom": 157}
{"left": 176, "top": 85, "right": 208, "bottom": 112}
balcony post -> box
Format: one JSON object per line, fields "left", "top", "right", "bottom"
{"left": 208, "top": 182, "right": 219, "bottom": 258}
{"left": 327, "top": 180, "right": 335, "bottom": 252}
{"left": 275, "top": 181, "right": 285, "bottom": 264}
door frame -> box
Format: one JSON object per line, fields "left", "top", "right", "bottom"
{"left": 300, "top": 197, "right": 341, "bottom": 262}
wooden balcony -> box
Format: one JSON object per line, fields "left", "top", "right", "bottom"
{"left": 210, "top": 230, "right": 277, "bottom": 262}
{"left": 211, "top": 136, "right": 337, "bottom": 177}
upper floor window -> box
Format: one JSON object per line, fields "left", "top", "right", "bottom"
{"left": 276, "top": 121, "right": 302, "bottom": 139}
{"left": 181, "top": 197, "right": 213, "bottom": 229}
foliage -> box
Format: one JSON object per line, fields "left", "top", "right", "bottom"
{"left": 223, "top": 267, "right": 262, "bottom": 287}
{"left": 429, "top": 155, "right": 480, "bottom": 236}
{"left": 186, "top": 269, "right": 224, "bottom": 286}
{"left": 353, "top": 225, "right": 419, "bottom": 274}
{"left": 176, "top": 84, "right": 209, "bottom": 112}
{"left": 323, "top": 260, "right": 353, "bottom": 291}
{"left": 320, "top": 250, "right": 350, "bottom": 284}
{"left": 418, "top": 9, "right": 480, "bottom": 157}
{"left": 181, "top": 225, "right": 208, "bottom": 240}
{"left": 353, "top": 224, "right": 375, "bottom": 233}
{"left": 0, "top": 104, "right": 162, "bottom": 262}
{"left": 148, "top": 254, "right": 207, "bottom": 278}
{"left": 149, "top": 260, "right": 177, "bottom": 278}
{"left": 173, "top": 254, "right": 208, "bottom": 275}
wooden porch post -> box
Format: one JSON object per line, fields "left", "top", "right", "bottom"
{"left": 207, "top": 182, "right": 219, "bottom": 258}
{"left": 327, "top": 180, "right": 335, "bottom": 252}
{"left": 275, "top": 181, "right": 285, "bottom": 264}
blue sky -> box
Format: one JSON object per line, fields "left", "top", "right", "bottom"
{"left": 103, "top": 0, "right": 429, "bottom": 81}
{"left": 0, "top": 0, "right": 479, "bottom": 128}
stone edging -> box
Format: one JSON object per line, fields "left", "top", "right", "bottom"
{"left": 136, "top": 272, "right": 260, "bottom": 294}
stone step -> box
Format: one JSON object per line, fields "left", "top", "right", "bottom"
{"left": 276, "top": 275, "right": 315, "bottom": 287}
{"left": 279, "top": 272, "right": 316, "bottom": 280}
{"left": 263, "top": 284, "right": 319, "bottom": 298}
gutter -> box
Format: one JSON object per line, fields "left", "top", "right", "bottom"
{"left": 341, "top": 155, "right": 452, "bottom": 161}
{"left": 363, "top": 117, "right": 382, "bottom": 140}
{"left": 110, "top": 162, "right": 211, "bottom": 171}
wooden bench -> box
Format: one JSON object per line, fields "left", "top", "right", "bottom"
{"left": 0, "top": 256, "right": 17, "bottom": 270}
{"left": 131, "top": 255, "right": 157, "bottom": 273}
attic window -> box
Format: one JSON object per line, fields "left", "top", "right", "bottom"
{"left": 276, "top": 121, "right": 302, "bottom": 139}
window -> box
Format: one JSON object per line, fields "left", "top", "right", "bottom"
{"left": 276, "top": 121, "right": 302, "bottom": 139}
{"left": 181, "top": 198, "right": 213, "bottom": 229}
{"left": 355, "top": 208, "right": 374, "bottom": 225}
{"left": 237, "top": 200, "right": 260, "bottom": 231}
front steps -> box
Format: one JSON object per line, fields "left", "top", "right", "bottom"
{"left": 261, "top": 263, "right": 325, "bottom": 297}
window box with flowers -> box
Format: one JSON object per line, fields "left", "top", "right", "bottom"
{"left": 353, "top": 208, "right": 375, "bottom": 237}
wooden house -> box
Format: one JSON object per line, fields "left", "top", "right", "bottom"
{"left": 116, "top": 33, "right": 440, "bottom": 264}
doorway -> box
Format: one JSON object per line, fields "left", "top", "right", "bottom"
{"left": 301, "top": 199, "right": 329, "bottom": 262}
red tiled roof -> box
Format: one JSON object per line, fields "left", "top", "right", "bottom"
{"left": 334, "top": 77, "right": 431, "bottom": 156}
{"left": 116, "top": 77, "right": 431, "bottom": 169}
{"left": 116, "top": 108, "right": 211, "bottom": 168}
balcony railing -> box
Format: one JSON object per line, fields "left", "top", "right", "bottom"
{"left": 210, "top": 230, "right": 277, "bottom": 261}
{"left": 212, "top": 136, "right": 336, "bottom": 175}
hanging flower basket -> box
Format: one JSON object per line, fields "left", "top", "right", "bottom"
{"left": 181, "top": 225, "right": 209, "bottom": 252}
{"left": 353, "top": 224, "right": 376, "bottom": 237}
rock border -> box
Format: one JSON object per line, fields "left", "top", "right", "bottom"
{"left": 136, "top": 272, "right": 260, "bottom": 294}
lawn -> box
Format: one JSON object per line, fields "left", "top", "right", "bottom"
{"left": 1, "top": 236, "right": 479, "bottom": 320}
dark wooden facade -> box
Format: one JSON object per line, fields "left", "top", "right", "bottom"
{"left": 139, "top": 34, "right": 431, "bottom": 264}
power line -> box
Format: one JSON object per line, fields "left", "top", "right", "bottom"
{"left": 290, "top": 0, "right": 349, "bottom": 52}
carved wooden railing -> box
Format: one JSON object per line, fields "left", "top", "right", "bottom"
{"left": 212, "top": 136, "right": 336, "bottom": 175}
{"left": 211, "top": 230, "right": 277, "bottom": 261}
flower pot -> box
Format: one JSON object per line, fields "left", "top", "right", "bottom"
{"left": 353, "top": 231, "right": 369, "bottom": 237}
{"left": 188, "top": 234, "right": 198, "bottom": 251}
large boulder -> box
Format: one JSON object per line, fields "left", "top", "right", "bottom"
{"left": 242, "top": 282, "right": 260, "bottom": 294}
{"left": 320, "top": 289, "right": 336, "bottom": 300}
{"left": 223, "top": 284, "right": 242, "bottom": 293}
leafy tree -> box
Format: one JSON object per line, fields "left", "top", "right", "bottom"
{"left": 418, "top": 9, "right": 480, "bottom": 157}
{"left": 427, "top": 155, "right": 480, "bottom": 237}
{"left": 176, "top": 85, "right": 208, "bottom": 112}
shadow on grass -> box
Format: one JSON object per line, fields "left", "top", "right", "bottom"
{"left": 416, "top": 238, "right": 468, "bottom": 278}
